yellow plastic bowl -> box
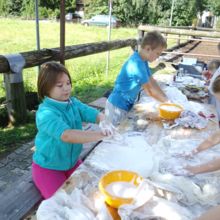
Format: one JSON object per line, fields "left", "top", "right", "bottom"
{"left": 98, "top": 170, "right": 142, "bottom": 208}
{"left": 159, "top": 103, "right": 183, "bottom": 120}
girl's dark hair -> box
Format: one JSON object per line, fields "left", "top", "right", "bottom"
{"left": 212, "top": 75, "right": 220, "bottom": 93}
{"left": 37, "top": 61, "right": 72, "bottom": 100}
{"left": 141, "top": 31, "right": 167, "bottom": 50}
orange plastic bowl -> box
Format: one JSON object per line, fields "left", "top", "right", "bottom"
{"left": 158, "top": 103, "right": 183, "bottom": 120}
{"left": 98, "top": 170, "right": 142, "bottom": 208}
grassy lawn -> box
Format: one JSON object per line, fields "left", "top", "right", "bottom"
{"left": 0, "top": 18, "right": 178, "bottom": 157}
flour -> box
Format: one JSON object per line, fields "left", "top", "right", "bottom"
{"left": 85, "top": 133, "right": 155, "bottom": 177}
{"left": 160, "top": 105, "right": 182, "bottom": 112}
{"left": 105, "top": 181, "right": 137, "bottom": 198}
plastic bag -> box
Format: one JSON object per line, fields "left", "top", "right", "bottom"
{"left": 37, "top": 190, "right": 96, "bottom": 220}
{"left": 118, "top": 196, "right": 194, "bottom": 220}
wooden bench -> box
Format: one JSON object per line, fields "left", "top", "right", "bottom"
{"left": 0, "top": 139, "right": 101, "bottom": 220}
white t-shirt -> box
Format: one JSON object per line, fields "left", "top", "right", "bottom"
{"left": 208, "top": 67, "right": 220, "bottom": 95}
{"left": 208, "top": 67, "right": 220, "bottom": 121}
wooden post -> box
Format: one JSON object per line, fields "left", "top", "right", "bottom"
{"left": 164, "top": 33, "right": 168, "bottom": 44}
{"left": 177, "top": 34, "right": 180, "bottom": 46}
{"left": 4, "top": 73, "right": 27, "bottom": 125}
{"left": 60, "top": 0, "right": 65, "bottom": 65}
{"left": 138, "top": 30, "right": 144, "bottom": 43}
{"left": 3, "top": 55, "right": 27, "bottom": 124}
{"left": 137, "top": 30, "right": 144, "bottom": 51}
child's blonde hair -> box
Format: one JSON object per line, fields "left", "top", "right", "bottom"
{"left": 37, "top": 61, "right": 72, "bottom": 100}
{"left": 212, "top": 76, "right": 220, "bottom": 93}
{"left": 141, "top": 31, "right": 167, "bottom": 50}
{"left": 208, "top": 60, "right": 220, "bottom": 73}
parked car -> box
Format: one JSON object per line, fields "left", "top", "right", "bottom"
{"left": 81, "top": 15, "right": 120, "bottom": 27}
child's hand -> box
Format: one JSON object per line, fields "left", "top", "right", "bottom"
{"left": 174, "top": 148, "right": 198, "bottom": 159}
{"left": 169, "top": 165, "right": 194, "bottom": 177}
{"left": 99, "top": 120, "right": 116, "bottom": 136}
{"left": 202, "top": 70, "right": 212, "bottom": 81}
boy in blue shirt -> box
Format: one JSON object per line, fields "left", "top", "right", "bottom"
{"left": 106, "top": 31, "right": 168, "bottom": 125}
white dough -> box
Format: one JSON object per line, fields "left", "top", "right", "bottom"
{"left": 105, "top": 181, "right": 137, "bottom": 198}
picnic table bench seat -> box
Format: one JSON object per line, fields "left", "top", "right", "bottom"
{"left": 0, "top": 133, "right": 101, "bottom": 220}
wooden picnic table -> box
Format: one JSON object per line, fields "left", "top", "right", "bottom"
{"left": 34, "top": 72, "right": 219, "bottom": 219}
{"left": 45, "top": 99, "right": 218, "bottom": 220}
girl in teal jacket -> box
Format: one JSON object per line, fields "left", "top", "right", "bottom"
{"left": 32, "top": 62, "right": 112, "bottom": 199}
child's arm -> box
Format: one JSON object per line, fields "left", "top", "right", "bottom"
{"left": 180, "top": 131, "right": 220, "bottom": 158}
{"left": 61, "top": 129, "right": 105, "bottom": 144}
{"left": 142, "top": 77, "right": 168, "bottom": 103}
{"left": 195, "top": 130, "right": 220, "bottom": 153}
{"left": 186, "top": 157, "right": 220, "bottom": 175}
{"left": 197, "top": 205, "right": 220, "bottom": 220}
{"left": 61, "top": 113, "right": 114, "bottom": 143}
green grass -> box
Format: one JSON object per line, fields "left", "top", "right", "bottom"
{"left": 0, "top": 18, "right": 179, "bottom": 156}
{"left": 0, "top": 121, "right": 36, "bottom": 158}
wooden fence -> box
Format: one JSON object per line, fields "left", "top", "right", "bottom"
{"left": 138, "top": 25, "right": 220, "bottom": 62}
{"left": 0, "top": 39, "right": 137, "bottom": 124}
{"left": 2, "top": 25, "right": 220, "bottom": 124}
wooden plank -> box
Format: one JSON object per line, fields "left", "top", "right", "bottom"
{"left": 0, "top": 141, "right": 100, "bottom": 220}
{"left": 163, "top": 51, "right": 220, "bottom": 59}
{"left": 0, "top": 121, "right": 102, "bottom": 220}
{"left": 0, "top": 39, "right": 137, "bottom": 73}
{"left": 0, "top": 172, "right": 42, "bottom": 220}
{"left": 138, "top": 25, "right": 220, "bottom": 38}
{"left": 166, "top": 36, "right": 220, "bottom": 43}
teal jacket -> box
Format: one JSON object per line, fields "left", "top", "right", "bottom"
{"left": 33, "top": 97, "right": 99, "bottom": 170}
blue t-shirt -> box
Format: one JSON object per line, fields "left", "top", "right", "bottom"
{"left": 108, "top": 51, "right": 151, "bottom": 111}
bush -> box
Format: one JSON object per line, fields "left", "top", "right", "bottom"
{"left": 39, "top": 7, "right": 49, "bottom": 19}
{"left": 0, "top": 106, "right": 9, "bottom": 128}
{"left": 0, "top": 0, "right": 9, "bottom": 17}
{"left": 52, "top": 8, "right": 60, "bottom": 19}
{"left": 21, "top": 0, "right": 35, "bottom": 19}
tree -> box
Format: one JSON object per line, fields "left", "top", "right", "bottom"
{"left": 39, "top": 0, "right": 76, "bottom": 13}
{"left": 0, "top": 0, "right": 10, "bottom": 16}
{"left": 84, "top": 0, "right": 108, "bottom": 18}
{"left": 84, "top": 0, "right": 172, "bottom": 26}
{"left": 207, "top": 0, "right": 220, "bottom": 16}
{"left": 171, "top": 0, "right": 198, "bottom": 26}
{"left": 7, "top": 0, "right": 23, "bottom": 16}
{"left": 21, "top": 0, "right": 35, "bottom": 19}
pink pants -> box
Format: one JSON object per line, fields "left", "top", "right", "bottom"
{"left": 32, "top": 160, "right": 82, "bottom": 199}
